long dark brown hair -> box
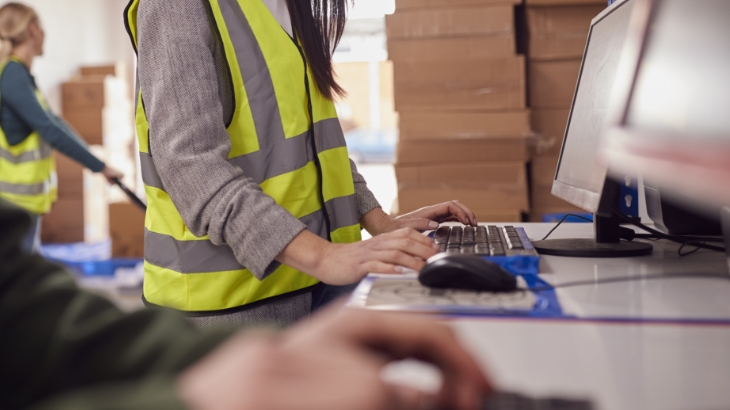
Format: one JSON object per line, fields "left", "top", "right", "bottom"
{"left": 286, "top": 0, "right": 351, "bottom": 100}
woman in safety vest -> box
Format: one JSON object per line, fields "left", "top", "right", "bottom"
{"left": 127, "top": 0, "right": 478, "bottom": 327}
{"left": 0, "top": 3, "right": 123, "bottom": 253}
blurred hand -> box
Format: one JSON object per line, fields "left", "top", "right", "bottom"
{"left": 179, "top": 307, "right": 492, "bottom": 410}
{"left": 100, "top": 166, "right": 124, "bottom": 185}
{"left": 362, "top": 202, "right": 478, "bottom": 236}
{"left": 313, "top": 228, "right": 439, "bottom": 283}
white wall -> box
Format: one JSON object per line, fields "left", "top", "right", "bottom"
{"left": 22, "top": 0, "right": 135, "bottom": 112}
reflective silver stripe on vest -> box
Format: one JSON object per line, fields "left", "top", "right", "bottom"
{"left": 0, "top": 143, "right": 52, "bottom": 164}
{"left": 139, "top": 152, "right": 164, "bottom": 190}
{"left": 140, "top": 120, "right": 349, "bottom": 190}
{"left": 144, "top": 207, "right": 328, "bottom": 274}
{"left": 229, "top": 130, "right": 314, "bottom": 185}
{"left": 325, "top": 195, "right": 360, "bottom": 231}
{"left": 218, "top": 0, "right": 286, "bottom": 149}
{"left": 314, "top": 118, "right": 348, "bottom": 152}
{"left": 0, "top": 180, "right": 49, "bottom": 195}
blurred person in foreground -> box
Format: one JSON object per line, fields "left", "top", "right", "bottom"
{"left": 0, "top": 2, "right": 123, "bottom": 254}
{"left": 0, "top": 198, "right": 491, "bottom": 410}
{"left": 126, "top": 0, "right": 479, "bottom": 327}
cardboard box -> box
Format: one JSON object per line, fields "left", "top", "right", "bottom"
{"left": 393, "top": 199, "right": 523, "bottom": 222}
{"left": 41, "top": 199, "right": 85, "bottom": 243}
{"left": 528, "top": 59, "right": 581, "bottom": 108}
{"left": 396, "top": 137, "right": 529, "bottom": 165}
{"left": 531, "top": 184, "right": 585, "bottom": 211}
{"left": 395, "top": 0, "right": 522, "bottom": 11}
{"left": 42, "top": 147, "right": 109, "bottom": 244}
{"left": 388, "top": 36, "right": 515, "bottom": 62}
{"left": 394, "top": 56, "right": 526, "bottom": 111}
{"left": 398, "top": 187, "right": 529, "bottom": 213}
{"left": 472, "top": 209, "right": 523, "bottom": 222}
{"left": 395, "top": 162, "right": 529, "bottom": 211}
{"left": 525, "top": 0, "right": 605, "bottom": 5}
{"left": 527, "top": 5, "right": 604, "bottom": 60}
{"left": 399, "top": 111, "right": 530, "bottom": 140}
{"left": 530, "top": 109, "right": 569, "bottom": 156}
{"left": 40, "top": 177, "right": 108, "bottom": 244}
{"left": 62, "top": 79, "right": 105, "bottom": 109}
{"left": 387, "top": 5, "right": 514, "bottom": 40}
{"left": 53, "top": 152, "right": 84, "bottom": 199}
{"left": 531, "top": 154, "right": 561, "bottom": 186}
{"left": 79, "top": 62, "right": 127, "bottom": 79}
{"left": 62, "top": 108, "right": 103, "bottom": 145}
{"left": 109, "top": 201, "right": 145, "bottom": 258}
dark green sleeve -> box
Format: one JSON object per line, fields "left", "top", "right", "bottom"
{"left": 0, "top": 200, "right": 234, "bottom": 409}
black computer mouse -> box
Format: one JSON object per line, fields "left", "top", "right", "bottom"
{"left": 418, "top": 254, "right": 518, "bottom": 293}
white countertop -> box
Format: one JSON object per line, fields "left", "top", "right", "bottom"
{"left": 445, "top": 222, "right": 730, "bottom": 410}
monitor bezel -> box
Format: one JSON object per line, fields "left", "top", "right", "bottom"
{"left": 550, "top": 0, "right": 637, "bottom": 216}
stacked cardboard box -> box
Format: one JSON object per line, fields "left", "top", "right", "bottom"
{"left": 42, "top": 64, "right": 138, "bottom": 244}
{"left": 387, "top": 0, "right": 530, "bottom": 222}
{"left": 41, "top": 149, "right": 108, "bottom": 244}
{"left": 525, "top": 0, "right": 605, "bottom": 221}
{"left": 109, "top": 201, "right": 145, "bottom": 258}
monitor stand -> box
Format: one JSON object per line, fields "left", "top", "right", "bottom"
{"left": 533, "top": 214, "right": 653, "bottom": 258}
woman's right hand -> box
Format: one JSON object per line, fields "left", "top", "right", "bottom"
{"left": 314, "top": 228, "right": 441, "bottom": 285}
{"left": 278, "top": 228, "right": 440, "bottom": 286}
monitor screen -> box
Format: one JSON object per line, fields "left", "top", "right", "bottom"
{"left": 554, "top": 0, "right": 637, "bottom": 206}
{"left": 625, "top": 0, "right": 730, "bottom": 139}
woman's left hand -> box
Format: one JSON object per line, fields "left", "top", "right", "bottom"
{"left": 101, "top": 166, "right": 124, "bottom": 185}
{"left": 362, "top": 201, "right": 477, "bottom": 236}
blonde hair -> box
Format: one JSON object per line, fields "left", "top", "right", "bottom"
{"left": 0, "top": 2, "right": 38, "bottom": 61}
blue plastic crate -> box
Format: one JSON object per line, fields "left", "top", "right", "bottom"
{"left": 41, "top": 240, "right": 143, "bottom": 277}
{"left": 541, "top": 213, "right": 593, "bottom": 223}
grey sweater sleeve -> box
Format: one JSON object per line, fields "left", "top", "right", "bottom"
{"left": 349, "top": 160, "right": 382, "bottom": 218}
{"left": 137, "top": 0, "right": 305, "bottom": 279}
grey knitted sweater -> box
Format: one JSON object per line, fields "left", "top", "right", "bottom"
{"left": 136, "top": 0, "right": 380, "bottom": 326}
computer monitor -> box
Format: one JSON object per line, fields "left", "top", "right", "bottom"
{"left": 604, "top": 0, "right": 730, "bottom": 214}
{"left": 532, "top": 0, "right": 653, "bottom": 257}
{"left": 602, "top": 0, "right": 730, "bottom": 264}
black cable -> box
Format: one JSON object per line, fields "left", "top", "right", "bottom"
{"left": 529, "top": 272, "right": 729, "bottom": 292}
{"left": 678, "top": 242, "right": 704, "bottom": 257}
{"left": 541, "top": 214, "right": 594, "bottom": 241}
{"left": 634, "top": 232, "right": 723, "bottom": 243}
{"left": 614, "top": 211, "right": 726, "bottom": 253}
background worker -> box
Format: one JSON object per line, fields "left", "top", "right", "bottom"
{"left": 0, "top": 198, "right": 492, "bottom": 410}
{"left": 0, "top": 3, "right": 123, "bottom": 254}
{"left": 130, "top": 0, "right": 477, "bottom": 327}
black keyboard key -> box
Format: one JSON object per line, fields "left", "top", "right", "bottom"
{"left": 476, "top": 245, "right": 491, "bottom": 254}
{"left": 434, "top": 227, "right": 450, "bottom": 244}
{"left": 476, "top": 226, "right": 488, "bottom": 243}
{"left": 448, "top": 227, "right": 463, "bottom": 247}
{"left": 462, "top": 227, "right": 476, "bottom": 245}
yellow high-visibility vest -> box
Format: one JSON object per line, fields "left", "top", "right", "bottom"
{"left": 0, "top": 58, "right": 57, "bottom": 215}
{"left": 125, "top": 0, "right": 362, "bottom": 313}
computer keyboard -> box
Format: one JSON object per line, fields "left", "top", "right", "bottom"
{"left": 483, "top": 392, "right": 594, "bottom": 410}
{"left": 434, "top": 225, "right": 538, "bottom": 257}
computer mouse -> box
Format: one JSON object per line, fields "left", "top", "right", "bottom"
{"left": 418, "top": 254, "right": 518, "bottom": 293}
